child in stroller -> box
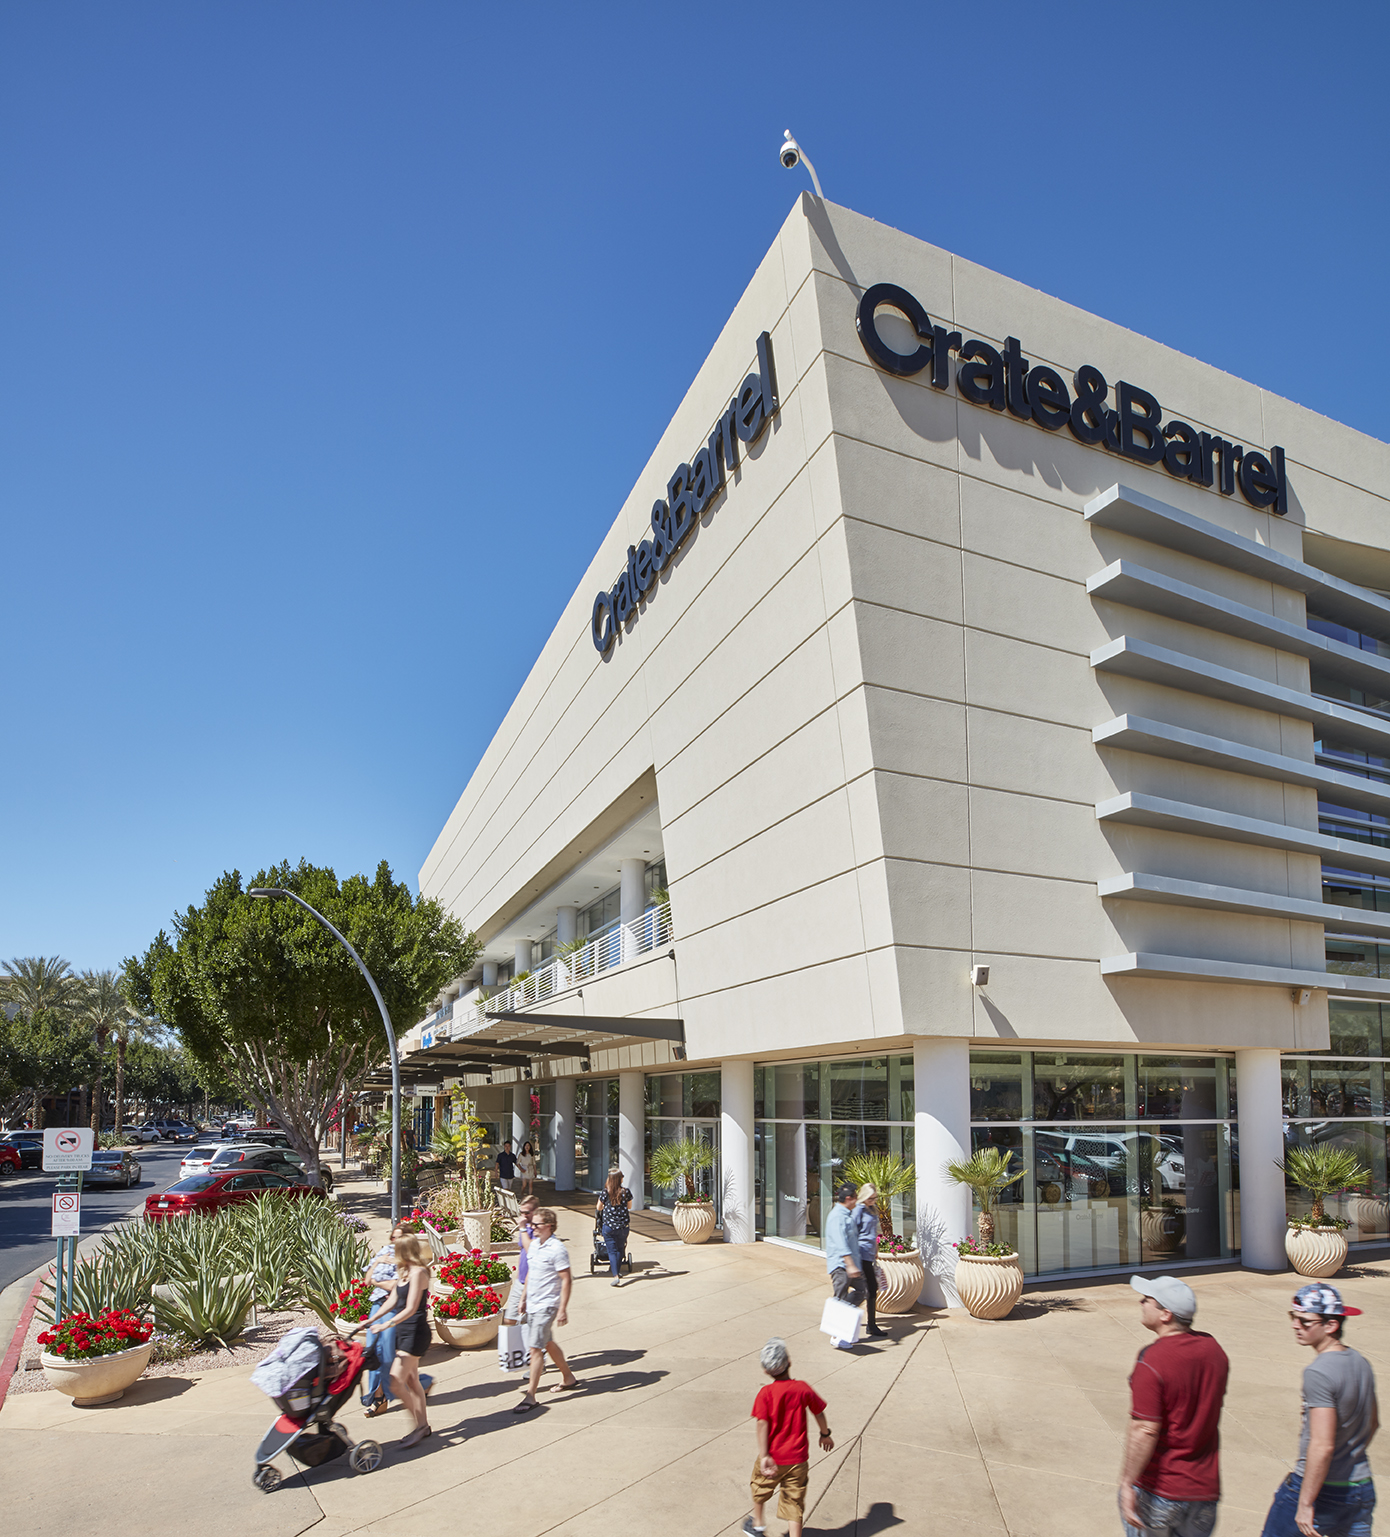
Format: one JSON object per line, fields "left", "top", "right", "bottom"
{"left": 589, "top": 1217, "right": 633, "bottom": 1275}
{"left": 250, "top": 1326, "right": 383, "bottom": 1491}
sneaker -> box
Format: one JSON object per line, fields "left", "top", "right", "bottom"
{"left": 610, "top": 1278, "right": 621, "bottom": 1287}
{"left": 742, "top": 1520, "right": 766, "bottom": 1537}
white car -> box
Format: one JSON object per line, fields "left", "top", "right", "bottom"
{"left": 128, "top": 1123, "right": 161, "bottom": 1144}
{"left": 179, "top": 1140, "right": 269, "bottom": 1176}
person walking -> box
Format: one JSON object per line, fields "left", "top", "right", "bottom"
{"left": 496, "top": 1139, "right": 518, "bottom": 1192}
{"left": 518, "top": 1140, "right": 536, "bottom": 1197}
{"left": 359, "top": 1222, "right": 433, "bottom": 1416}
{"left": 1259, "top": 1283, "right": 1377, "bottom": 1537}
{"left": 513, "top": 1206, "right": 580, "bottom": 1412}
{"left": 1119, "top": 1275, "right": 1229, "bottom": 1537}
{"left": 361, "top": 1234, "right": 434, "bottom": 1448}
{"left": 851, "top": 1184, "right": 887, "bottom": 1338}
{"left": 505, "top": 1195, "right": 539, "bottom": 1321}
{"left": 595, "top": 1168, "right": 633, "bottom": 1287}
{"left": 823, "top": 1182, "right": 863, "bottom": 1349}
{"left": 743, "top": 1336, "right": 833, "bottom": 1537}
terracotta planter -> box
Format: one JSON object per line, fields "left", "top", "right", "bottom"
{"left": 1141, "top": 1207, "right": 1185, "bottom": 1256}
{"left": 671, "top": 1201, "right": 716, "bottom": 1244}
{"left": 1351, "top": 1197, "right": 1389, "bottom": 1235}
{"left": 874, "top": 1252, "right": 925, "bottom": 1314}
{"left": 432, "top": 1309, "right": 502, "bottom": 1349}
{"left": 1286, "top": 1225, "right": 1349, "bottom": 1278}
{"left": 41, "top": 1340, "right": 155, "bottom": 1405}
{"left": 461, "top": 1210, "right": 492, "bottom": 1252}
{"left": 953, "top": 1252, "right": 1023, "bottom": 1320}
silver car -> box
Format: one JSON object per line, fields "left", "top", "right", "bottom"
{"left": 86, "top": 1149, "right": 142, "bottom": 1188}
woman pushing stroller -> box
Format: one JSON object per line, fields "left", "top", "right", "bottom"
{"left": 358, "top": 1233, "right": 434, "bottom": 1447}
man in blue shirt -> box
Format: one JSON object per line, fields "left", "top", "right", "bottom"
{"left": 823, "top": 1183, "right": 863, "bottom": 1350}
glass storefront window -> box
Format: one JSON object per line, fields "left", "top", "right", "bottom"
{"left": 1323, "top": 1002, "right": 1385, "bottom": 1057}
{"left": 1032, "top": 1054, "right": 1126, "bottom": 1120}
{"left": 970, "top": 1054, "right": 1027, "bottom": 1121}
{"left": 1283, "top": 1061, "right": 1383, "bottom": 1119}
{"left": 1283, "top": 1123, "right": 1389, "bottom": 1236}
{"left": 646, "top": 1070, "right": 721, "bottom": 1213}
{"left": 1136, "top": 1057, "right": 1225, "bottom": 1120}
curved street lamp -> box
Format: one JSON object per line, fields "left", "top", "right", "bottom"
{"left": 247, "top": 886, "right": 402, "bottom": 1222}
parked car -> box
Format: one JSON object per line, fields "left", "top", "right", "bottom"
{"left": 144, "top": 1169, "right": 324, "bottom": 1221}
{"left": 0, "top": 1132, "right": 44, "bottom": 1169}
{"left": 246, "top": 1127, "right": 291, "bottom": 1148}
{"left": 129, "top": 1123, "right": 161, "bottom": 1143}
{"left": 0, "top": 1144, "right": 22, "bottom": 1177}
{"left": 85, "top": 1149, "right": 142, "bottom": 1188}
{"left": 120, "top": 1124, "right": 152, "bottom": 1143}
{"left": 160, "top": 1120, "right": 199, "bottom": 1141}
{"left": 230, "top": 1147, "right": 334, "bottom": 1193}
{"left": 178, "top": 1140, "right": 263, "bottom": 1176}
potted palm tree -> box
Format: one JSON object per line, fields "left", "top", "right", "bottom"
{"left": 843, "top": 1151, "right": 922, "bottom": 1314}
{"left": 650, "top": 1137, "right": 716, "bottom": 1242}
{"left": 944, "top": 1148, "right": 1025, "bottom": 1319}
{"left": 1280, "top": 1144, "right": 1369, "bottom": 1278}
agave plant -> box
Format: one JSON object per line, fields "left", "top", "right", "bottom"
{"left": 842, "top": 1151, "right": 915, "bottom": 1243}
{"left": 152, "top": 1270, "right": 255, "bottom": 1349}
{"left": 944, "top": 1147, "right": 1025, "bottom": 1245}
{"left": 37, "top": 1250, "right": 153, "bottom": 1325}
{"left": 1279, "top": 1143, "right": 1370, "bottom": 1224}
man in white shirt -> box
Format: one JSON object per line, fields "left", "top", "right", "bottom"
{"left": 513, "top": 1207, "right": 580, "bottom": 1411}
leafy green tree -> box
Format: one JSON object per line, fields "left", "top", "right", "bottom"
{"left": 1, "top": 1007, "right": 105, "bottom": 1127}
{"left": 1, "top": 957, "right": 82, "bottom": 1127}
{"left": 126, "top": 859, "right": 477, "bottom": 1181}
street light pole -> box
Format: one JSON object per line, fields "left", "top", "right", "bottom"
{"left": 247, "top": 887, "right": 402, "bottom": 1223}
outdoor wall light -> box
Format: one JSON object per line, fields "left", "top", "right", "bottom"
{"left": 970, "top": 965, "right": 990, "bottom": 986}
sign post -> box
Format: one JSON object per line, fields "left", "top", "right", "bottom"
{"left": 44, "top": 1129, "right": 93, "bottom": 1324}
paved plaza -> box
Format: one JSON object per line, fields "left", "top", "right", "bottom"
{"left": 4, "top": 1194, "right": 1389, "bottom": 1537}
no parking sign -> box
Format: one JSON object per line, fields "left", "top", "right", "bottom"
{"left": 52, "top": 1190, "right": 81, "bottom": 1236}
{"left": 43, "top": 1127, "right": 93, "bottom": 1172}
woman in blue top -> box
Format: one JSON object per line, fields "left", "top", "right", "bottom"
{"left": 595, "top": 1168, "right": 633, "bottom": 1287}
{"left": 852, "top": 1184, "right": 887, "bottom": 1337}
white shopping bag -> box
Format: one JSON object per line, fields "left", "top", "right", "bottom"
{"left": 497, "top": 1322, "right": 527, "bottom": 1373}
{"left": 819, "top": 1295, "right": 862, "bottom": 1346}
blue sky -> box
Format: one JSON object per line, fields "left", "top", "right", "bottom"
{"left": 2, "top": 3, "right": 1386, "bottom": 971}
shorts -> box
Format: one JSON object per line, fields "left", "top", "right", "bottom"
{"left": 750, "top": 1459, "right": 809, "bottom": 1521}
{"left": 395, "top": 1312, "right": 432, "bottom": 1358}
{"left": 522, "top": 1307, "right": 557, "bottom": 1351}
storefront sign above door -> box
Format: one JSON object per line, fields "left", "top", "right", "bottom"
{"left": 591, "top": 332, "right": 779, "bottom": 654}
{"left": 856, "top": 282, "right": 1288, "bottom": 515}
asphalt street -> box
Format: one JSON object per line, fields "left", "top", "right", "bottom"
{"left": 0, "top": 1142, "right": 189, "bottom": 1291}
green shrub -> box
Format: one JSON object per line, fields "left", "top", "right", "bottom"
{"left": 153, "top": 1271, "right": 255, "bottom": 1349}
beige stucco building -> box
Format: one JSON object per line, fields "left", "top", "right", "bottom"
{"left": 407, "top": 194, "right": 1390, "bottom": 1297}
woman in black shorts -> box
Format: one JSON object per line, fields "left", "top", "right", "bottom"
{"left": 363, "top": 1234, "right": 433, "bottom": 1446}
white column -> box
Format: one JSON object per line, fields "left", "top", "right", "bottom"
{"left": 620, "top": 858, "right": 645, "bottom": 960}
{"left": 619, "top": 1070, "right": 645, "bottom": 1211}
{"left": 512, "top": 1081, "right": 529, "bottom": 1152}
{"left": 553, "top": 1078, "right": 575, "bottom": 1191}
{"left": 556, "top": 906, "right": 578, "bottom": 945}
{"left": 720, "top": 1060, "right": 756, "bottom": 1243}
{"left": 482, "top": 961, "right": 498, "bottom": 988}
{"left": 913, "top": 1037, "right": 972, "bottom": 1308}
{"left": 1237, "top": 1048, "right": 1288, "bottom": 1271}
{"left": 514, "top": 940, "right": 533, "bottom": 975}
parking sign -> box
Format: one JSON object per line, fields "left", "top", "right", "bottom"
{"left": 43, "top": 1127, "right": 94, "bottom": 1172}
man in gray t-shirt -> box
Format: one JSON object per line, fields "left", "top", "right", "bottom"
{"left": 1261, "top": 1283, "right": 1379, "bottom": 1537}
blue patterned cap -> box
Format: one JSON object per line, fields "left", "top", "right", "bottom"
{"left": 1293, "top": 1283, "right": 1362, "bottom": 1317}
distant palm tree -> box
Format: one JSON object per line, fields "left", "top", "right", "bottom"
{"left": 110, "top": 1006, "right": 163, "bottom": 1135}
{"left": 78, "top": 970, "right": 128, "bottom": 1135}
{"left": 1, "top": 956, "right": 81, "bottom": 1127}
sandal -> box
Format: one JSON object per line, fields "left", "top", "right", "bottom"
{"left": 364, "top": 1394, "right": 390, "bottom": 1418}
{"left": 513, "top": 1398, "right": 539, "bottom": 1414}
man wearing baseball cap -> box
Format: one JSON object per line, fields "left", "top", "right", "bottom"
{"left": 1120, "top": 1275, "right": 1229, "bottom": 1537}
{"left": 1261, "top": 1284, "right": 1377, "bottom": 1537}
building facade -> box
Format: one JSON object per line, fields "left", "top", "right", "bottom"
{"left": 410, "top": 195, "right": 1390, "bottom": 1301}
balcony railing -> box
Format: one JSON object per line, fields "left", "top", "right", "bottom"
{"left": 451, "top": 902, "right": 674, "bottom": 1038}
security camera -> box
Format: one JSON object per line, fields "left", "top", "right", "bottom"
{"left": 971, "top": 964, "right": 990, "bottom": 987}
{"left": 780, "top": 131, "right": 801, "bottom": 170}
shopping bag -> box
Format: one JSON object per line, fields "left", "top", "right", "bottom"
{"left": 819, "top": 1295, "right": 862, "bottom": 1346}
{"left": 497, "top": 1322, "right": 527, "bottom": 1373}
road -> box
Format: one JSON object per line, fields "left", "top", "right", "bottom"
{"left": 0, "top": 1142, "right": 189, "bottom": 1291}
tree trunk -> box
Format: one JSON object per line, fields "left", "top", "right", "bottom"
{"left": 977, "top": 1207, "right": 996, "bottom": 1244}
{"left": 31, "top": 1086, "right": 43, "bottom": 1130}
{"left": 113, "top": 1038, "right": 126, "bottom": 1138}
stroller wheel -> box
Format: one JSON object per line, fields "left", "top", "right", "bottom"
{"left": 624, "top": 1253, "right": 632, "bottom": 1273}
{"left": 252, "top": 1465, "right": 282, "bottom": 1493}
{"left": 349, "top": 1440, "right": 383, "bottom": 1474}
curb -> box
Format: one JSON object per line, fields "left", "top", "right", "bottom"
{"left": 0, "top": 1276, "right": 46, "bottom": 1412}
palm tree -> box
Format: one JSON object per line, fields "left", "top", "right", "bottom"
{"left": 1280, "top": 1144, "right": 1370, "bottom": 1224}
{"left": 1, "top": 956, "right": 81, "bottom": 1127}
{"left": 77, "top": 970, "right": 127, "bottom": 1136}
{"left": 110, "top": 1005, "right": 162, "bottom": 1136}
{"left": 945, "top": 1147, "right": 1025, "bottom": 1245}
{"left": 843, "top": 1151, "right": 916, "bottom": 1243}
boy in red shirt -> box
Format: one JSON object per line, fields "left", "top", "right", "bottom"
{"left": 745, "top": 1337, "right": 834, "bottom": 1537}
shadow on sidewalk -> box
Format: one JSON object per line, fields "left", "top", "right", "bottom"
{"left": 425, "top": 1366, "right": 670, "bottom": 1434}
{"left": 809, "top": 1501, "right": 903, "bottom": 1535}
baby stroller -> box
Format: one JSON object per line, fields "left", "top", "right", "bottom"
{"left": 589, "top": 1219, "right": 633, "bottom": 1275}
{"left": 250, "top": 1326, "right": 383, "bottom": 1491}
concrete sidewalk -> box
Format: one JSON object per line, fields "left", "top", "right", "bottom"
{"left": 5, "top": 1203, "right": 1388, "bottom": 1537}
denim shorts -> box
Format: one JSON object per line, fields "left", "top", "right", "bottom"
{"left": 1261, "top": 1474, "right": 1375, "bottom": 1537}
{"left": 1121, "top": 1485, "right": 1218, "bottom": 1537}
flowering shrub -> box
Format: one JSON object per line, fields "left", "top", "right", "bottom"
{"left": 338, "top": 1213, "right": 369, "bottom": 1233}
{"left": 433, "top": 1285, "right": 503, "bottom": 1322}
{"left": 37, "top": 1308, "right": 153, "bottom": 1361}
{"left": 329, "top": 1278, "right": 377, "bottom": 1322}
{"left": 876, "top": 1232, "right": 915, "bottom": 1256}
{"left": 952, "top": 1236, "right": 1016, "bottom": 1258}
{"left": 437, "top": 1248, "right": 510, "bottom": 1288}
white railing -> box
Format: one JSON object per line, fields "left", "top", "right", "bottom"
{"left": 449, "top": 902, "right": 674, "bottom": 1038}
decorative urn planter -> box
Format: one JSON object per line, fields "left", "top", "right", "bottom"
{"left": 433, "top": 1309, "right": 502, "bottom": 1349}
{"left": 41, "top": 1340, "right": 155, "bottom": 1406}
{"left": 874, "top": 1252, "right": 925, "bottom": 1314}
{"left": 460, "top": 1210, "right": 492, "bottom": 1252}
{"left": 1351, "top": 1197, "right": 1389, "bottom": 1236}
{"left": 953, "top": 1252, "right": 1024, "bottom": 1320}
{"left": 1141, "top": 1207, "right": 1185, "bottom": 1256}
{"left": 1286, "top": 1225, "right": 1349, "bottom": 1278}
{"left": 671, "top": 1200, "right": 716, "bottom": 1244}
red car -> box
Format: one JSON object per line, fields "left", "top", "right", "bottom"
{"left": 0, "top": 1144, "right": 21, "bottom": 1178}
{"left": 144, "top": 1169, "right": 324, "bottom": 1221}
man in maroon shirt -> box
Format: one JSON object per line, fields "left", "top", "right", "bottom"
{"left": 1120, "top": 1275, "right": 1230, "bottom": 1537}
